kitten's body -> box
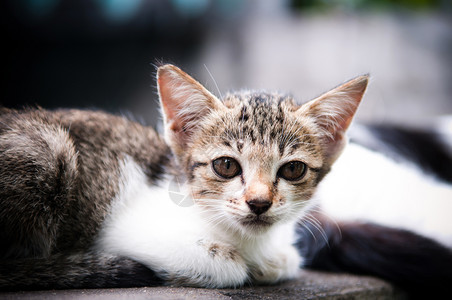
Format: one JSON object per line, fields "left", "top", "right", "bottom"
{"left": 0, "top": 109, "right": 170, "bottom": 259}
{"left": 0, "top": 65, "right": 451, "bottom": 294}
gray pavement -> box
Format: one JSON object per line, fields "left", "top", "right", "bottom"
{"left": 0, "top": 270, "right": 406, "bottom": 300}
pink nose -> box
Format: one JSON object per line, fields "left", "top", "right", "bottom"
{"left": 246, "top": 198, "right": 272, "bottom": 215}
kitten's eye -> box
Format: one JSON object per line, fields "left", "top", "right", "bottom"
{"left": 278, "top": 161, "right": 306, "bottom": 181}
{"left": 212, "top": 157, "right": 242, "bottom": 179}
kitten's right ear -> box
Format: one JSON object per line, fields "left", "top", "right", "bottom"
{"left": 157, "top": 64, "right": 224, "bottom": 154}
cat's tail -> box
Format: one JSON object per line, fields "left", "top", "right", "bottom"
{"left": 0, "top": 252, "right": 163, "bottom": 292}
{"left": 295, "top": 212, "right": 452, "bottom": 298}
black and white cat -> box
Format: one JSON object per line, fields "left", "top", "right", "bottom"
{"left": 0, "top": 64, "right": 451, "bottom": 296}
{"left": 297, "top": 123, "right": 452, "bottom": 296}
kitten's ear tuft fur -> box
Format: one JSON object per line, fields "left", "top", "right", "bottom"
{"left": 157, "top": 64, "right": 224, "bottom": 154}
{"left": 297, "top": 75, "right": 369, "bottom": 164}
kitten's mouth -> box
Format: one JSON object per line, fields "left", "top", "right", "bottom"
{"left": 240, "top": 216, "right": 274, "bottom": 228}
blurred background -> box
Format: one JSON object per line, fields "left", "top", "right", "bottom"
{"left": 2, "top": 0, "right": 452, "bottom": 129}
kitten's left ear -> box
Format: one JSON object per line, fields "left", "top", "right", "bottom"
{"left": 157, "top": 64, "right": 225, "bottom": 155}
{"left": 296, "top": 75, "right": 369, "bottom": 164}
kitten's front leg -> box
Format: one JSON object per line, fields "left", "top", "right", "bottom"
{"left": 162, "top": 239, "right": 249, "bottom": 288}
{"left": 250, "top": 244, "right": 301, "bottom": 284}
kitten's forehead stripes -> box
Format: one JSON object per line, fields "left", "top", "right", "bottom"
{"left": 217, "top": 92, "right": 319, "bottom": 159}
{"left": 236, "top": 140, "right": 244, "bottom": 153}
{"left": 239, "top": 106, "right": 249, "bottom": 122}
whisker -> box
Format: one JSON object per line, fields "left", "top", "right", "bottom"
{"left": 204, "top": 64, "right": 223, "bottom": 99}
{"left": 303, "top": 216, "right": 330, "bottom": 247}
{"left": 306, "top": 207, "right": 342, "bottom": 240}
{"left": 300, "top": 221, "right": 317, "bottom": 242}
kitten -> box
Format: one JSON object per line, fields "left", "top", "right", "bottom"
{"left": 0, "top": 64, "right": 451, "bottom": 295}
{"left": 0, "top": 64, "right": 366, "bottom": 290}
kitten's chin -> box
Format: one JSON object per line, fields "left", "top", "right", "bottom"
{"left": 239, "top": 216, "right": 276, "bottom": 234}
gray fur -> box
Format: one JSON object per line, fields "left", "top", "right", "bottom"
{"left": 0, "top": 252, "right": 162, "bottom": 291}
{"left": 0, "top": 108, "right": 169, "bottom": 290}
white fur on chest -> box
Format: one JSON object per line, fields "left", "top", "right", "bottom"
{"left": 317, "top": 143, "right": 452, "bottom": 248}
{"left": 96, "top": 158, "right": 209, "bottom": 268}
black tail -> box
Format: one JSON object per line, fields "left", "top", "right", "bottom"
{"left": 0, "top": 252, "right": 163, "bottom": 292}
{"left": 295, "top": 213, "right": 452, "bottom": 298}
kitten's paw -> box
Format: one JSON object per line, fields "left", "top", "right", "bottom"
{"left": 169, "top": 240, "right": 249, "bottom": 288}
{"left": 251, "top": 245, "right": 301, "bottom": 284}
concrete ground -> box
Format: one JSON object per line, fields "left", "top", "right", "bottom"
{"left": 0, "top": 270, "right": 406, "bottom": 300}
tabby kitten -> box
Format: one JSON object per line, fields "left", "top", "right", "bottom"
{"left": 0, "top": 64, "right": 367, "bottom": 290}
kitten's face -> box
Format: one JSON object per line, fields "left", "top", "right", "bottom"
{"left": 186, "top": 93, "right": 325, "bottom": 235}
{"left": 157, "top": 64, "right": 368, "bottom": 236}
